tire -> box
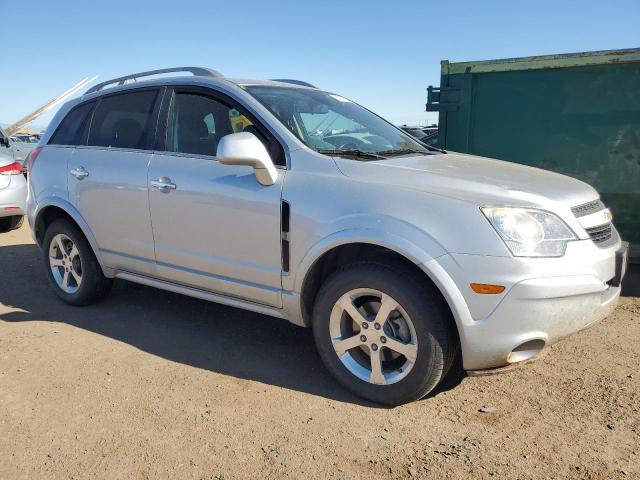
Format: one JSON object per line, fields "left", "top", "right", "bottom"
{"left": 42, "top": 219, "right": 113, "bottom": 305}
{"left": 312, "top": 262, "right": 455, "bottom": 406}
{"left": 0, "top": 215, "right": 24, "bottom": 233}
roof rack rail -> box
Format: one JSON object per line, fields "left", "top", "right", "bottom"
{"left": 85, "top": 67, "right": 223, "bottom": 94}
{"left": 270, "top": 78, "right": 317, "bottom": 88}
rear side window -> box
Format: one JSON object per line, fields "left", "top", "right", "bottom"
{"left": 49, "top": 102, "right": 94, "bottom": 146}
{"left": 88, "top": 90, "right": 158, "bottom": 150}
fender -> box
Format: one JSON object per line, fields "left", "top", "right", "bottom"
{"left": 33, "top": 196, "right": 110, "bottom": 275}
{"left": 416, "top": 257, "right": 475, "bottom": 356}
{"left": 285, "top": 218, "right": 474, "bottom": 335}
{"left": 289, "top": 218, "right": 448, "bottom": 295}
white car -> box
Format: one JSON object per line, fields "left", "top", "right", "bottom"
{"left": 0, "top": 128, "right": 27, "bottom": 232}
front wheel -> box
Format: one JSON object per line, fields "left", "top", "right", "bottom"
{"left": 42, "top": 219, "right": 113, "bottom": 305}
{"left": 312, "top": 262, "right": 455, "bottom": 406}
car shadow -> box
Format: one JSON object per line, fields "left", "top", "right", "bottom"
{"left": 622, "top": 263, "right": 640, "bottom": 297}
{"left": 0, "top": 242, "right": 465, "bottom": 407}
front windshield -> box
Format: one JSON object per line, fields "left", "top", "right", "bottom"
{"left": 245, "top": 86, "right": 435, "bottom": 158}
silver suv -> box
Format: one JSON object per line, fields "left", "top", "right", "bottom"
{"left": 27, "top": 68, "right": 628, "bottom": 405}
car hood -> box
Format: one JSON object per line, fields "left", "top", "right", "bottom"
{"left": 334, "top": 151, "right": 598, "bottom": 209}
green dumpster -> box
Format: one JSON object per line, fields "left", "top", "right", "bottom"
{"left": 427, "top": 48, "right": 640, "bottom": 258}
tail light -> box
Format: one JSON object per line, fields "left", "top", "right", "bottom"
{"left": 26, "top": 147, "right": 42, "bottom": 174}
{"left": 0, "top": 161, "right": 24, "bottom": 176}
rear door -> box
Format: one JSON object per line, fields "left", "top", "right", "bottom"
{"left": 68, "top": 88, "right": 161, "bottom": 275}
{"left": 148, "top": 87, "right": 285, "bottom": 306}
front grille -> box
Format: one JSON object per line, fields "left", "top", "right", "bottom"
{"left": 585, "top": 223, "right": 613, "bottom": 245}
{"left": 571, "top": 199, "right": 617, "bottom": 248}
{"left": 571, "top": 199, "right": 605, "bottom": 218}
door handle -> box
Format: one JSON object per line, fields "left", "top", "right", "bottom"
{"left": 151, "top": 177, "right": 177, "bottom": 191}
{"left": 70, "top": 166, "right": 89, "bottom": 180}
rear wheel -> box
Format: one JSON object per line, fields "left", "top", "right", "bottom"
{"left": 312, "top": 262, "right": 455, "bottom": 406}
{"left": 42, "top": 219, "right": 112, "bottom": 305}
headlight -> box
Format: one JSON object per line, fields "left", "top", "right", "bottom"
{"left": 481, "top": 207, "right": 577, "bottom": 257}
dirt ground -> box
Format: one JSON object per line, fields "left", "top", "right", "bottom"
{"left": 1, "top": 223, "right": 638, "bottom": 480}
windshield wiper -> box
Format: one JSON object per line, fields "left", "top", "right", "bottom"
{"left": 316, "top": 149, "right": 386, "bottom": 160}
{"left": 374, "top": 148, "right": 434, "bottom": 157}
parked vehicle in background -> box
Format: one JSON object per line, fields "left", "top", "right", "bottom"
{"left": 28, "top": 67, "right": 627, "bottom": 405}
{"left": 400, "top": 125, "right": 439, "bottom": 147}
{"left": 8, "top": 135, "right": 38, "bottom": 167}
{"left": 11, "top": 139, "right": 38, "bottom": 169}
{"left": 0, "top": 128, "right": 27, "bottom": 232}
{"left": 14, "top": 134, "right": 41, "bottom": 143}
{"left": 427, "top": 48, "right": 640, "bottom": 259}
{"left": 0, "top": 129, "right": 38, "bottom": 167}
{"left": 400, "top": 124, "right": 436, "bottom": 139}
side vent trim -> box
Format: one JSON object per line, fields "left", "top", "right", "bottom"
{"left": 281, "top": 200, "right": 291, "bottom": 273}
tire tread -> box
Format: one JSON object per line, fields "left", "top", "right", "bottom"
{"left": 312, "top": 260, "right": 456, "bottom": 405}
{"left": 43, "top": 219, "right": 112, "bottom": 305}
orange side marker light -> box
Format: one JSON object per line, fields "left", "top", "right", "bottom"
{"left": 470, "top": 283, "right": 505, "bottom": 294}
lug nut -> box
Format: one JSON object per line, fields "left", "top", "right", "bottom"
{"left": 374, "top": 323, "right": 381, "bottom": 330}
{"left": 380, "top": 336, "right": 387, "bottom": 343}
{"left": 361, "top": 322, "right": 368, "bottom": 329}
{"left": 360, "top": 335, "right": 367, "bottom": 342}
{"left": 371, "top": 344, "right": 378, "bottom": 351}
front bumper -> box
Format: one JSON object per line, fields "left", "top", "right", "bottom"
{"left": 0, "top": 175, "right": 27, "bottom": 218}
{"left": 429, "top": 237, "right": 624, "bottom": 371}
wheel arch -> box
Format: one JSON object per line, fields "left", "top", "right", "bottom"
{"left": 33, "top": 199, "right": 106, "bottom": 273}
{"left": 295, "top": 230, "right": 456, "bottom": 331}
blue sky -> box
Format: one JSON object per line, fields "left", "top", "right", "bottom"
{"left": 1, "top": 0, "right": 638, "bottom": 129}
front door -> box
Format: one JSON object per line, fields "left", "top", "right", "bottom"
{"left": 68, "top": 89, "right": 160, "bottom": 275}
{"left": 148, "top": 88, "right": 284, "bottom": 307}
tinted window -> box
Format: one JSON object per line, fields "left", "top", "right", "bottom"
{"left": 166, "top": 92, "right": 285, "bottom": 165}
{"left": 167, "top": 93, "right": 254, "bottom": 156}
{"left": 88, "top": 90, "right": 158, "bottom": 149}
{"left": 49, "top": 102, "right": 94, "bottom": 146}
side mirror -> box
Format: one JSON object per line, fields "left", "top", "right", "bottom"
{"left": 0, "top": 135, "right": 9, "bottom": 148}
{"left": 216, "top": 132, "right": 278, "bottom": 186}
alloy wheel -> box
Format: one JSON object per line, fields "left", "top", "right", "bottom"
{"left": 329, "top": 288, "right": 418, "bottom": 385}
{"left": 49, "top": 233, "right": 83, "bottom": 294}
